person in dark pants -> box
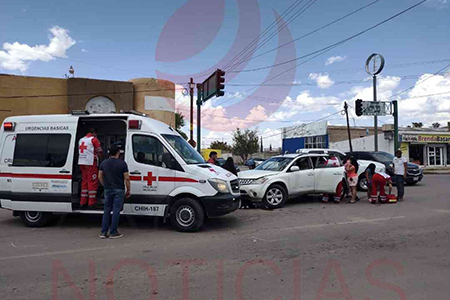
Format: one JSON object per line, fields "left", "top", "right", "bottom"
{"left": 98, "top": 145, "right": 131, "bottom": 239}
{"left": 393, "top": 150, "right": 407, "bottom": 201}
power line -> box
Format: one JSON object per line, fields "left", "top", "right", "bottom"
{"left": 229, "top": 0, "right": 427, "bottom": 74}
{"left": 226, "top": 0, "right": 382, "bottom": 71}
{"left": 226, "top": 0, "right": 320, "bottom": 73}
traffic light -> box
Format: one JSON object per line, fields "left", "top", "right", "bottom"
{"left": 216, "top": 69, "right": 225, "bottom": 97}
{"left": 355, "top": 99, "right": 363, "bottom": 116}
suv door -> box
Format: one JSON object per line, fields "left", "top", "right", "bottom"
{"left": 288, "top": 157, "right": 314, "bottom": 195}
{"left": 311, "top": 156, "right": 344, "bottom": 193}
{"left": 126, "top": 134, "right": 177, "bottom": 216}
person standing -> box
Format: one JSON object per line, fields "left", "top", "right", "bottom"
{"left": 98, "top": 145, "right": 131, "bottom": 239}
{"left": 78, "top": 128, "right": 103, "bottom": 208}
{"left": 346, "top": 157, "right": 359, "bottom": 204}
{"left": 223, "top": 157, "right": 238, "bottom": 175}
{"left": 393, "top": 150, "right": 407, "bottom": 201}
{"left": 207, "top": 151, "right": 219, "bottom": 165}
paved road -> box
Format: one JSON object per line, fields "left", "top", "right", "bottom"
{"left": 0, "top": 175, "right": 449, "bottom": 300}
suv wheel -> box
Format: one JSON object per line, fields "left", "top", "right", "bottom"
{"left": 262, "top": 184, "right": 287, "bottom": 209}
{"left": 170, "top": 198, "right": 205, "bottom": 232}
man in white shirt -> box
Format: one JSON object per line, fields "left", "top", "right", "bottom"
{"left": 393, "top": 150, "right": 407, "bottom": 201}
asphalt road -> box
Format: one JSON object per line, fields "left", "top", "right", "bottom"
{"left": 0, "top": 175, "right": 449, "bottom": 300}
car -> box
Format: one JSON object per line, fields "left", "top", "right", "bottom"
{"left": 216, "top": 157, "right": 241, "bottom": 173}
{"left": 296, "top": 148, "right": 386, "bottom": 190}
{"left": 346, "top": 151, "right": 423, "bottom": 185}
{"left": 244, "top": 158, "right": 265, "bottom": 169}
{"left": 238, "top": 153, "right": 345, "bottom": 209}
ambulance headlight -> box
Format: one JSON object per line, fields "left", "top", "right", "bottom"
{"left": 208, "top": 179, "right": 230, "bottom": 193}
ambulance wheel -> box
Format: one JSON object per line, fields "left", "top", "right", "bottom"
{"left": 170, "top": 198, "right": 205, "bottom": 232}
{"left": 262, "top": 184, "right": 287, "bottom": 209}
{"left": 19, "top": 211, "right": 51, "bottom": 227}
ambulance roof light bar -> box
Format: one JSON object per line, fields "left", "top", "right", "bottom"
{"left": 4, "top": 122, "right": 15, "bottom": 131}
{"left": 71, "top": 110, "right": 90, "bottom": 115}
{"left": 128, "top": 120, "right": 142, "bottom": 130}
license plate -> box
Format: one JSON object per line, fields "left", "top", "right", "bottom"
{"left": 414, "top": 177, "right": 419, "bottom": 181}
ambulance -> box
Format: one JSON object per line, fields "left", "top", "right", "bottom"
{"left": 0, "top": 112, "right": 240, "bottom": 232}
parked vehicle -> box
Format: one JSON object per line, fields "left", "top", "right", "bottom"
{"left": 0, "top": 112, "right": 240, "bottom": 232}
{"left": 346, "top": 151, "right": 423, "bottom": 185}
{"left": 216, "top": 157, "right": 241, "bottom": 173}
{"left": 297, "top": 148, "right": 386, "bottom": 190}
{"left": 244, "top": 158, "right": 265, "bottom": 169}
{"left": 238, "top": 153, "right": 345, "bottom": 209}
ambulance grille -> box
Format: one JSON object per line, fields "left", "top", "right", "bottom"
{"left": 230, "top": 179, "right": 240, "bottom": 193}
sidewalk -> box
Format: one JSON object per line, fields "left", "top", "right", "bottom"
{"left": 423, "top": 168, "right": 450, "bottom": 174}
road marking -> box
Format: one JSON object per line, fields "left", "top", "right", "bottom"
{"left": 280, "top": 216, "right": 406, "bottom": 231}
{"left": 0, "top": 245, "right": 119, "bottom": 261}
{"left": 432, "top": 209, "right": 450, "bottom": 214}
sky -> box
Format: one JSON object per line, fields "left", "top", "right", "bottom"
{"left": 1, "top": 0, "right": 450, "bottom": 149}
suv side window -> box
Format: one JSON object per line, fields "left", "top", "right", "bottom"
{"left": 132, "top": 135, "right": 181, "bottom": 171}
{"left": 294, "top": 157, "right": 312, "bottom": 170}
{"left": 359, "top": 153, "right": 372, "bottom": 160}
{"left": 13, "top": 134, "right": 71, "bottom": 167}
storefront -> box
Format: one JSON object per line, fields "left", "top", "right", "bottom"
{"left": 401, "top": 133, "right": 450, "bottom": 167}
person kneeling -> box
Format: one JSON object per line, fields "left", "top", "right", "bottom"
{"left": 370, "top": 171, "right": 393, "bottom": 204}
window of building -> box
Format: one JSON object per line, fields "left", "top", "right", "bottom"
{"left": 132, "top": 135, "right": 180, "bottom": 170}
{"left": 304, "top": 136, "right": 327, "bottom": 149}
{"left": 13, "top": 134, "right": 71, "bottom": 167}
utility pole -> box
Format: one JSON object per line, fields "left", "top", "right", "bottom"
{"left": 189, "top": 78, "right": 195, "bottom": 146}
{"left": 196, "top": 84, "right": 202, "bottom": 153}
{"left": 344, "top": 102, "right": 353, "bottom": 152}
{"left": 373, "top": 74, "right": 378, "bottom": 151}
{"left": 393, "top": 100, "right": 399, "bottom": 151}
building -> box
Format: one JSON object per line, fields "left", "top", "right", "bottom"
{"left": 0, "top": 74, "right": 176, "bottom": 126}
{"left": 329, "top": 124, "right": 450, "bottom": 168}
{"left": 281, "top": 121, "right": 380, "bottom": 153}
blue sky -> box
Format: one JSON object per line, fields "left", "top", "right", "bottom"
{"left": 1, "top": 0, "right": 449, "bottom": 147}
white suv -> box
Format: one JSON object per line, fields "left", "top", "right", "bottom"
{"left": 296, "top": 148, "right": 386, "bottom": 190}
{"left": 238, "top": 153, "right": 345, "bottom": 209}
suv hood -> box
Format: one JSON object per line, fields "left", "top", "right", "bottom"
{"left": 238, "top": 170, "right": 279, "bottom": 179}
{"left": 187, "top": 164, "right": 238, "bottom": 181}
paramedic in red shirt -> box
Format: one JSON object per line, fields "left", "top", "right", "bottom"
{"left": 78, "top": 128, "right": 103, "bottom": 208}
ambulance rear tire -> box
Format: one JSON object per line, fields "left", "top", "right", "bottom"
{"left": 170, "top": 198, "right": 205, "bottom": 232}
{"left": 19, "top": 211, "right": 51, "bottom": 227}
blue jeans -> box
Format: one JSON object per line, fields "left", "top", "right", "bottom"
{"left": 395, "top": 175, "right": 405, "bottom": 199}
{"left": 101, "top": 189, "right": 125, "bottom": 235}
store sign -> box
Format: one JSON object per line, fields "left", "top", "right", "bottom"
{"left": 283, "top": 121, "right": 327, "bottom": 139}
{"left": 401, "top": 134, "right": 450, "bottom": 143}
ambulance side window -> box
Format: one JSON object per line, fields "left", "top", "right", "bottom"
{"left": 132, "top": 135, "right": 179, "bottom": 170}
{"left": 13, "top": 134, "right": 71, "bottom": 167}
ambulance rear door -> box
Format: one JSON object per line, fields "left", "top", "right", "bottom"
{"left": 8, "top": 125, "right": 76, "bottom": 212}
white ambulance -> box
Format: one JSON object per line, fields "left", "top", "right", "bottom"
{"left": 0, "top": 112, "right": 240, "bottom": 232}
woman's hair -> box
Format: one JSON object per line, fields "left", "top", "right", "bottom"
{"left": 349, "top": 156, "right": 359, "bottom": 173}
{"left": 224, "top": 157, "right": 235, "bottom": 170}
{"left": 366, "top": 163, "right": 376, "bottom": 175}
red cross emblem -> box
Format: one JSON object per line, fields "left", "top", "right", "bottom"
{"left": 143, "top": 172, "right": 157, "bottom": 186}
{"left": 79, "top": 142, "right": 88, "bottom": 154}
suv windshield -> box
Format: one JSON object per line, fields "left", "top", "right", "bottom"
{"left": 372, "top": 152, "right": 395, "bottom": 163}
{"left": 162, "top": 134, "right": 205, "bottom": 164}
{"left": 256, "top": 157, "right": 293, "bottom": 171}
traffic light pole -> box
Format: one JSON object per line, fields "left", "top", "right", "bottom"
{"left": 344, "top": 102, "right": 353, "bottom": 152}
{"left": 189, "top": 77, "right": 194, "bottom": 145}
{"left": 196, "top": 84, "right": 202, "bottom": 153}
{"left": 373, "top": 75, "right": 378, "bottom": 151}
{"left": 393, "top": 100, "right": 399, "bottom": 151}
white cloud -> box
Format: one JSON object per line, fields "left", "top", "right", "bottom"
{"left": 325, "top": 55, "right": 346, "bottom": 66}
{"left": 261, "top": 128, "right": 282, "bottom": 149}
{"left": 0, "top": 26, "right": 76, "bottom": 72}
{"left": 81, "top": 48, "right": 88, "bottom": 53}
{"left": 309, "top": 73, "right": 335, "bottom": 89}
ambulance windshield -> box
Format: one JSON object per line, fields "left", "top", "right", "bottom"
{"left": 162, "top": 134, "right": 205, "bottom": 164}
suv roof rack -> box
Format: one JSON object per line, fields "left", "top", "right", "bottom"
{"left": 71, "top": 110, "right": 90, "bottom": 115}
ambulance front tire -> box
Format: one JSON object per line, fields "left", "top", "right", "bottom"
{"left": 170, "top": 198, "right": 205, "bottom": 232}
{"left": 19, "top": 211, "right": 51, "bottom": 227}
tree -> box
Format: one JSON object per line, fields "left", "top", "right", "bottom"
{"left": 175, "top": 112, "right": 188, "bottom": 140}
{"left": 232, "top": 128, "right": 259, "bottom": 162}
{"left": 210, "top": 140, "right": 232, "bottom": 152}
{"left": 412, "top": 122, "right": 423, "bottom": 128}
{"left": 432, "top": 122, "right": 441, "bottom": 129}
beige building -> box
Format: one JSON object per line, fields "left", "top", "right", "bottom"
{"left": 0, "top": 74, "right": 176, "bottom": 127}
